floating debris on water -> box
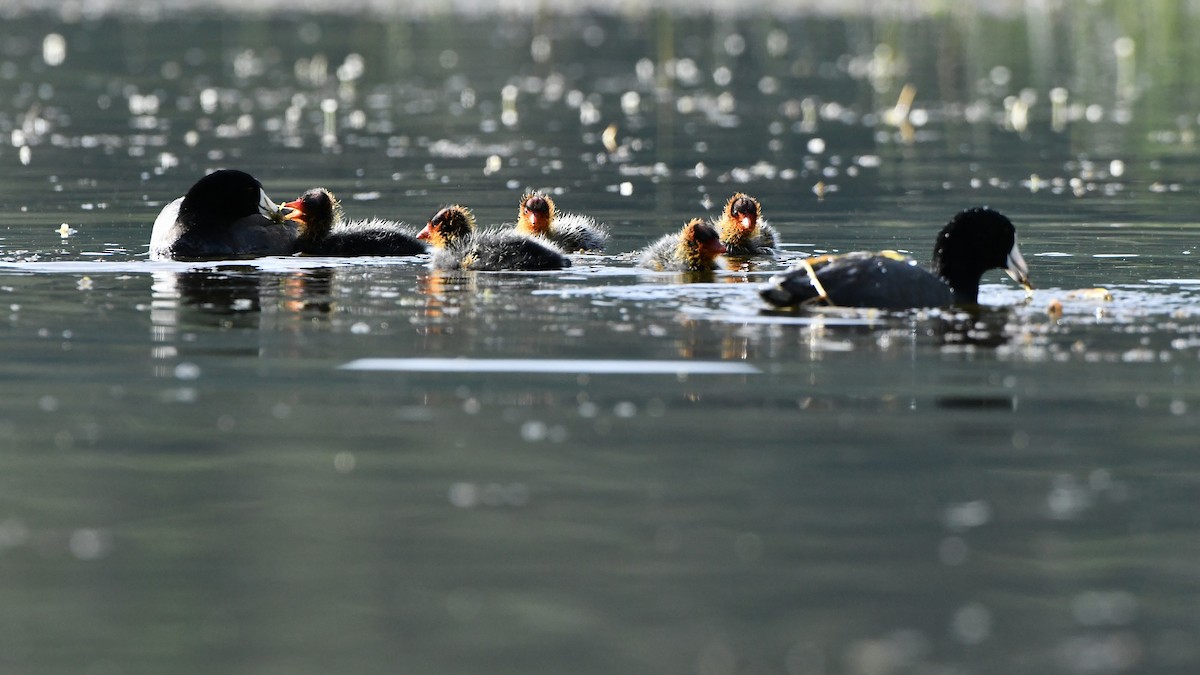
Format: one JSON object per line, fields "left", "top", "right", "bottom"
{"left": 1066, "top": 288, "right": 1114, "bottom": 301}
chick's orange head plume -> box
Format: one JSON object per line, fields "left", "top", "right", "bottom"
{"left": 686, "top": 219, "right": 727, "bottom": 256}
{"left": 519, "top": 193, "right": 554, "bottom": 233}
{"left": 725, "top": 193, "right": 761, "bottom": 231}
{"left": 419, "top": 205, "right": 475, "bottom": 244}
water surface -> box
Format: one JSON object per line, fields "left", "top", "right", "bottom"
{"left": 1, "top": 3, "right": 1199, "bottom": 674}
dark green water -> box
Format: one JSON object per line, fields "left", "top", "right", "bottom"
{"left": 1, "top": 3, "right": 1199, "bottom": 674}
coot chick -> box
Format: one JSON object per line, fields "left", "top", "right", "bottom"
{"left": 715, "top": 193, "right": 780, "bottom": 256}
{"left": 282, "top": 188, "right": 425, "bottom": 256}
{"left": 515, "top": 192, "right": 608, "bottom": 252}
{"left": 417, "top": 205, "right": 571, "bottom": 271}
{"left": 638, "top": 219, "right": 727, "bottom": 272}
{"left": 149, "top": 169, "right": 294, "bottom": 261}
{"left": 759, "top": 207, "right": 1032, "bottom": 310}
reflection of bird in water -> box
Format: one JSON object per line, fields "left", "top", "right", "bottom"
{"left": 148, "top": 269, "right": 268, "bottom": 373}
{"left": 281, "top": 269, "right": 335, "bottom": 315}
{"left": 417, "top": 205, "right": 571, "bottom": 271}
{"left": 714, "top": 193, "right": 780, "bottom": 257}
{"left": 151, "top": 268, "right": 337, "bottom": 330}
{"left": 933, "top": 305, "right": 1019, "bottom": 349}
{"left": 638, "top": 218, "right": 727, "bottom": 273}
{"left": 150, "top": 169, "right": 295, "bottom": 260}
{"left": 282, "top": 188, "right": 426, "bottom": 256}
{"left": 760, "top": 207, "right": 1032, "bottom": 310}
{"left": 513, "top": 192, "right": 608, "bottom": 252}
{"left": 415, "top": 270, "right": 474, "bottom": 337}
{"left": 668, "top": 316, "right": 758, "bottom": 363}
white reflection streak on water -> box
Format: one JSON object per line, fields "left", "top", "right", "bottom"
{"left": 340, "top": 357, "right": 761, "bottom": 374}
{"left": 150, "top": 270, "right": 180, "bottom": 374}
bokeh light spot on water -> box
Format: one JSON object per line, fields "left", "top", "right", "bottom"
{"left": 68, "top": 528, "right": 112, "bottom": 561}
{"left": 951, "top": 602, "right": 992, "bottom": 645}
{"left": 38, "top": 395, "right": 59, "bottom": 412}
{"left": 530, "top": 34, "right": 552, "bottom": 63}
{"left": 333, "top": 451, "right": 356, "bottom": 474}
{"left": 173, "top": 362, "right": 200, "bottom": 380}
{"left": 713, "top": 66, "right": 732, "bottom": 87}
{"left": 613, "top": 401, "right": 636, "bottom": 418}
{"left": 448, "top": 482, "right": 528, "bottom": 509}
{"left": 42, "top": 33, "right": 66, "bottom": 66}
{"left": 1047, "top": 474, "right": 1093, "bottom": 520}
{"left": 846, "top": 631, "right": 928, "bottom": 675}
{"left": 941, "top": 500, "right": 991, "bottom": 531}
{"left": 520, "top": 420, "right": 548, "bottom": 442}
{"left": 0, "top": 518, "right": 29, "bottom": 550}
{"left": 448, "top": 482, "right": 478, "bottom": 508}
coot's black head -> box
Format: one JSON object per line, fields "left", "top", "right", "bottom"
{"left": 519, "top": 192, "right": 555, "bottom": 234}
{"left": 282, "top": 187, "right": 339, "bottom": 236}
{"left": 725, "top": 193, "right": 761, "bottom": 231}
{"left": 177, "top": 169, "right": 280, "bottom": 230}
{"left": 932, "top": 207, "right": 1032, "bottom": 304}
{"left": 417, "top": 205, "right": 475, "bottom": 248}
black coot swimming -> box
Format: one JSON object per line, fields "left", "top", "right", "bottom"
{"left": 759, "top": 207, "right": 1032, "bottom": 310}
{"left": 149, "top": 169, "right": 294, "bottom": 261}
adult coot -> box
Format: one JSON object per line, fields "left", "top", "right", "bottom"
{"left": 759, "top": 207, "right": 1032, "bottom": 309}
{"left": 149, "top": 169, "right": 294, "bottom": 260}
